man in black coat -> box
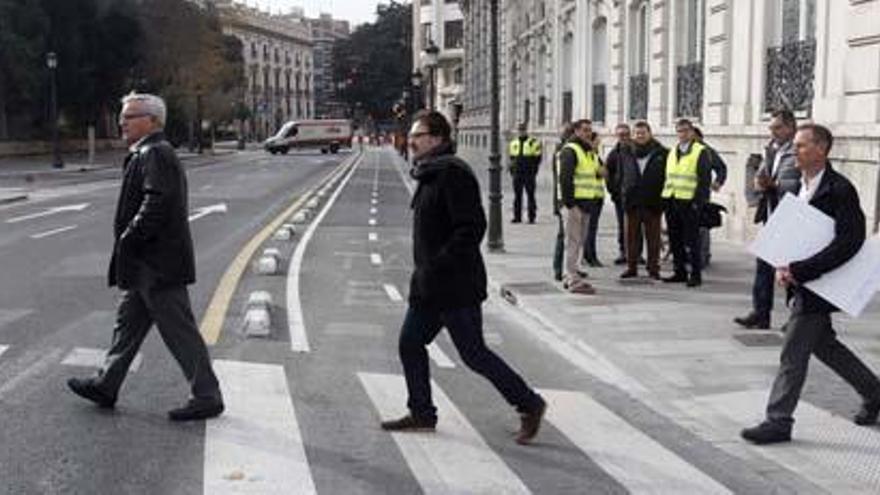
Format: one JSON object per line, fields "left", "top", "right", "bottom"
{"left": 67, "top": 93, "right": 223, "bottom": 421}
{"left": 741, "top": 124, "right": 880, "bottom": 444}
{"left": 604, "top": 124, "right": 631, "bottom": 265}
{"left": 618, "top": 121, "right": 668, "bottom": 279}
{"left": 380, "top": 111, "right": 546, "bottom": 445}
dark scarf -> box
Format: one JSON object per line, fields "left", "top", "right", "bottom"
{"left": 633, "top": 139, "right": 661, "bottom": 159}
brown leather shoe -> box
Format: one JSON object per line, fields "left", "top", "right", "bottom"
{"left": 380, "top": 414, "right": 437, "bottom": 432}
{"left": 515, "top": 400, "right": 547, "bottom": 445}
{"left": 568, "top": 281, "right": 596, "bottom": 295}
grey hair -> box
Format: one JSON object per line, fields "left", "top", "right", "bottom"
{"left": 121, "top": 93, "right": 166, "bottom": 127}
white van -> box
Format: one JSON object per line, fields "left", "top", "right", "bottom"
{"left": 264, "top": 119, "right": 353, "bottom": 154}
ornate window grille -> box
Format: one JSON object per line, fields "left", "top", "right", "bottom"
{"left": 562, "top": 91, "right": 573, "bottom": 124}
{"left": 764, "top": 39, "right": 816, "bottom": 113}
{"left": 592, "top": 84, "right": 606, "bottom": 123}
{"left": 628, "top": 74, "right": 648, "bottom": 120}
{"left": 675, "top": 62, "right": 703, "bottom": 118}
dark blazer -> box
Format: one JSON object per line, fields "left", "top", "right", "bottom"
{"left": 617, "top": 140, "right": 668, "bottom": 210}
{"left": 788, "top": 165, "right": 865, "bottom": 314}
{"left": 109, "top": 132, "right": 196, "bottom": 290}
{"left": 408, "top": 143, "right": 488, "bottom": 310}
{"left": 754, "top": 139, "right": 800, "bottom": 223}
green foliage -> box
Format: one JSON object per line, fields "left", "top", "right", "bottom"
{"left": 333, "top": 1, "right": 412, "bottom": 122}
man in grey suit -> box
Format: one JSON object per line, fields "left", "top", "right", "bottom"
{"left": 67, "top": 93, "right": 224, "bottom": 421}
{"left": 734, "top": 109, "right": 801, "bottom": 329}
{"left": 741, "top": 124, "right": 880, "bottom": 444}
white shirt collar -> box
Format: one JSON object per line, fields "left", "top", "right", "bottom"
{"left": 799, "top": 167, "right": 826, "bottom": 202}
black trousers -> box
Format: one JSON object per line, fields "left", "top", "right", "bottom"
{"left": 95, "top": 286, "right": 222, "bottom": 401}
{"left": 398, "top": 304, "right": 542, "bottom": 419}
{"left": 752, "top": 257, "right": 775, "bottom": 318}
{"left": 553, "top": 214, "right": 564, "bottom": 278}
{"left": 665, "top": 199, "right": 702, "bottom": 276}
{"left": 612, "top": 199, "right": 626, "bottom": 257}
{"left": 582, "top": 200, "right": 604, "bottom": 262}
{"left": 766, "top": 312, "right": 880, "bottom": 425}
{"left": 512, "top": 172, "right": 537, "bottom": 221}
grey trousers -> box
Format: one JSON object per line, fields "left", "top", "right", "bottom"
{"left": 96, "top": 286, "right": 222, "bottom": 402}
{"left": 766, "top": 312, "right": 880, "bottom": 425}
{"left": 562, "top": 205, "right": 590, "bottom": 284}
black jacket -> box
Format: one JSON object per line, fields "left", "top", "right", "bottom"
{"left": 789, "top": 165, "right": 865, "bottom": 314}
{"left": 618, "top": 139, "right": 668, "bottom": 210}
{"left": 109, "top": 132, "right": 196, "bottom": 290}
{"left": 408, "top": 143, "right": 487, "bottom": 310}
{"left": 558, "top": 137, "right": 598, "bottom": 210}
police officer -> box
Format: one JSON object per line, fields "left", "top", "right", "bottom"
{"left": 508, "top": 122, "right": 543, "bottom": 223}
{"left": 662, "top": 118, "right": 712, "bottom": 287}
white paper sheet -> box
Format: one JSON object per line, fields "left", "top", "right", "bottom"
{"left": 748, "top": 195, "right": 880, "bottom": 317}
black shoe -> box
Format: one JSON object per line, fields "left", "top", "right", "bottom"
{"left": 638, "top": 257, "right": 647, "bottom": 265}
{"left": 613, "top": 256, "right": 627, "bottom": 266}
{"left": 67, "top": 378, "right": 116, "bottom": 409}
{"left": 648, "top": 271, "right": 661, "bottom": 281}
{"left": 734, "top": 312, "right": 771, "bottom": 330}
{"left": 686, "top": 273, "right": 702, "bottom": 287}
{"left": 854, "top": 398, "right": 880, "bottom": 426}
{"left": 528, "top": 217, "right": 536, "bottom": 224}
{"left": 619, "top": 269, "right": 638, "bottom": 279}
{"left": 511, "top": 218, "right": 522, "bottom": 224}
{"left": 380, "top": 414, "right": 437, "bottom": 432}
{"left": 553, "top": 273, "right": 563, "bottom": 282}
{"left": 740, "top": 421, "right": 791, "bottom": 445}
{"left": 516, "top": 398, "right": 546, "bottom": 445}
{"left": 168, "top": 398, "right": 224, "bottom": 421}
{"left": 576, "top": 269, "right": 589, "bottom": 279}
{"left": 662, "top": 273, "right": 688, "bottom": 283}
{"left": 587, "top": 259, "right": 604, "bottom": 268}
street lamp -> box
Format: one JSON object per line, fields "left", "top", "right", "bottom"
{"left": 411, "top": 70, "right": 424, "bottom": 111}
{"left": 420, "top": 40, "right": 440, "bottom": 111}
{"left": 46, "top": 51, "right": 63, "bottom": 169}
{"left": 487, "top": 0, "right": 503, "bottom": 251}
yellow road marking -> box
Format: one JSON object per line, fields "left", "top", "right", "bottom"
{"left": 199, "top": 152, "right": 362, "bottom": 344}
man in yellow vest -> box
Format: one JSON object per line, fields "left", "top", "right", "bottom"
{"left": 662, "top": 118, "right": 713, "bottom": 287}
{"left": 508, "top": 122, "right": 543, "bottom": 223}
{"left": 556, "top": 119, "right": 605, "bottom": 294}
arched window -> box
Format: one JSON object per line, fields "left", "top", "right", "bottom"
{"left": 764, "top": 0, "right": 817, "bottom": 113}
{"left": 676, "top": 0, "right": 705, "bottom": 118}
{"left": 628, "top": 1, "right": 650, "bottom": 119}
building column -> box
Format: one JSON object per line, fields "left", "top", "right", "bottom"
{"left": 609, "top": 3, "right": 626, "bottom": 125}
{"left": 723, "top": 0, "right": 754, "bottom": 126}
{"left": 648, "top": 0, "right": 672, "bottom": 126}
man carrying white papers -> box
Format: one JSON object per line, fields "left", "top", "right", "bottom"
{"left": 741, "top": 124, "right": 880, "bottom": 445}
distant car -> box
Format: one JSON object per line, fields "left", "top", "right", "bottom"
{"left": 264, "top": 119, "right": 353, "bottom": 154}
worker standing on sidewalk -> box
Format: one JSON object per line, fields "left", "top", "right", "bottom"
{"left": 552, "top": 123, "right": 575, "bottom": 282}
{"left": 557, "top": 119, "right": 603, "bottom": 294}
{"left": 661, "top": 118, "right": 712, "bottom": 287}
{"left": 581, "top": 131, "right": 607, "bottom": 267}
{"left": 508, "top": 122, "right": 543, "bottom": 223}
{"left": 741, "top": 124, "right": 880, "bottom": 445}
{"left": 605, "top": 124, "right": 634, "bottom": 266}
{"left": 380, "top": 110, "right": 547, "bottom": 445}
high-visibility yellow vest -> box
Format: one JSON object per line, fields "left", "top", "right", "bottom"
{"left": 509, "top": 137, "right": 542, "bottom": 158}
{"left": 555, "top": 142, "right": 604, "bottom": 200}
{"left": 662, "top": 141, "right": 705, "bottom": 200}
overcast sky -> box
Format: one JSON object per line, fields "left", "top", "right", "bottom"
{"left": 256, "top": 0, "right": 388, "bottom": 26}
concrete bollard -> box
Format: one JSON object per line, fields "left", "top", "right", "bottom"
{"left": 256, "top": 248, "right": 281, "bottom": 275}
{"left": 307, "top": 198, "right": 319, "bottom": 209}
{"left": 273, "top": 226, "right": 293, "bottom": 241}
{"left": 242, "top": 291, "right": 272, "bottom": 337}
{"left": 292, "top": 210, "right": 308, "bottom": 224}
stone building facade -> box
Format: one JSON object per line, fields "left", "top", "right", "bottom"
{"left": 458, "top": 0, "right": 880, "bottom": 241}
{"left": 308, "top": 14, "right": 350, "bottom": 119}
{"left": 216, "top": 1, "right": 315, "bottom": 141}
{"left": 412, "top": 0, "right": 466, "bottom": 123}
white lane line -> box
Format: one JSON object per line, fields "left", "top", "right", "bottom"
{"left": 205, "top": 360, "right": 316, "bottom": 494}
{"left": 678, "top": 389, "right": 880, "bottom": 493}
{"left": 287, "top": 153, "right": 362, "bottom": 352}
{"left": 369, "top": 218, "right": 377, "bottom": 226}
{"left": 427, "top": 343, "right": 456, "bottom": 369}
{"left": 383, "top": 283, "right": 403, "bottom": 302}
{"left": 358, "top": 372, "right": 530, "bottom": 494}
{"left": 371, "top": 253, "right": 383, "bottom": 265}
{"left": 369, "top": 232, "right": 378, "bottom": 242}
{"left": 30, "top": 225, "right": 77, "bottom": 239}
{"left": 61, "top": 347, "right": 142, "bottom": 372}
{"left": 542, "top": 389, "right": 731, "bottom": 494}
{"left": 6, "top": 203, "right": 89, "bottom": 224}
{"left": 189, "top": 202, "right": 228, "bottom": 222}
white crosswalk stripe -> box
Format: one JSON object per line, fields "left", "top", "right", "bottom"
{"left": 678, "top": 389, "right": 880, "bottom": 493}
{"left": 61, "top": 347, "right": 142, "bottom": 372}
{"left": 358, "top": 372, "right": 531, "bottom": 495}
{"left": 204, "top": 360, "right": 316, "bottom": 494}
{"left": 542, "top": 389, "right": 732, "bottom": 494}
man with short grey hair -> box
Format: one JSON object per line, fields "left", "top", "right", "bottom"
{"left": 67, "top": 93, "right": 224, "bottom": 421}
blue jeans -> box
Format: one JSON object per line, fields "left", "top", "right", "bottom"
{"left": 398, "top": 305, "right": 543, "bottom": 418}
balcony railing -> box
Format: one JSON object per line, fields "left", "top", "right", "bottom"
{"left": 591, "top": 84, "right": 606, "bottom": 123}
{"left": 629, "top": 73, "right": 648, "bottom": 120}
{"left": 764, "top": 39, "right": 816, "bottom": 113}
{"left": 676, "top": 62, "right": 703, "bottom": 119}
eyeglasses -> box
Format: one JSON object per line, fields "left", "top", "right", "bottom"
{"left": 119, "top": 113, "right": 150, "bottom": 123}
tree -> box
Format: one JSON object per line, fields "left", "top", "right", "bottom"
{"left": 333, "top": 1, "right": 412, "bottom": 123}
{"left": 0, "top": 0, "right": 49, "bottom": 139}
